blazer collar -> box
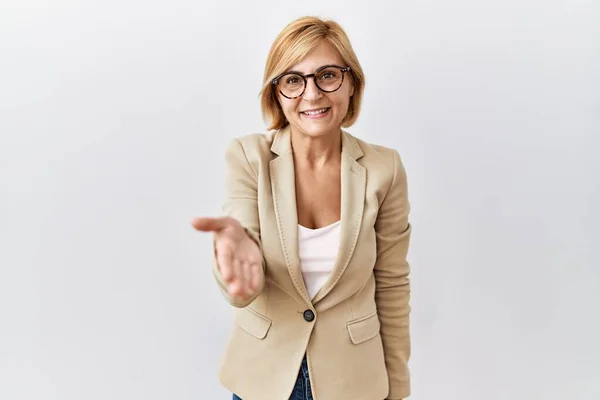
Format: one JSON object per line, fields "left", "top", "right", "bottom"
{"left": 269, "top": 125, "right": 366, "bottom": 305}
{"left": 270, "top": 124, "right": 365, "bottom": 161}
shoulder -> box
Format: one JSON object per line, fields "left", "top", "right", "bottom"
{"left": 347, "top": 133, "right": 410, "bottom": 212}
{"left": 229, "top": 132, "right": 275, "bottom": 153}
{"left": 347, "top": 132, "right": 407, "bottom": 184}
{"left": 225, "top": 132, "right": 275, "bottom": 161}
{"left": 223, "top": 132, "right": 277, "bottom": 173}
{"left": 354, "top": 135, "right": 398, "bottom": 160}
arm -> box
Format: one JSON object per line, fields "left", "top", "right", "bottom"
{"left": 211, "top": 138, "right": 265, "bottom": 308}
{"left": 374, "top": 149, "right": 412, "bottom": 399}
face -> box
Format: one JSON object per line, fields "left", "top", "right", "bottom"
{"left": 276, "top": 41, "right": 354, "bottom": 138}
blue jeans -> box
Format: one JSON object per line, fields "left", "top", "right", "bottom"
{"left": 232, "top": 355, "right": 313, "bottom": 400}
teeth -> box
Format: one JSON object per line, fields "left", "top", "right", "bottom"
{"left": 302, "top": 108, "right": 328, "bottom": 115}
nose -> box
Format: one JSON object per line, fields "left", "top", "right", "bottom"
{"left": 302, "top": 77, "right": 322, "bottom": 101}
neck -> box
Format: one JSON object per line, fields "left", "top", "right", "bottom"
{"left": 290, "top": 127, "right": 342, "bottom": 169}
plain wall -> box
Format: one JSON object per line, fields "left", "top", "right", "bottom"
{"left": 1, "top": 0, "right": 599, "bottom": 399}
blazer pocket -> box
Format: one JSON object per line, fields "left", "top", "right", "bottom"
{"left": 236, "top": 308, "right": 272, "bottom": 339}
{"left": 346, "top": 311, "right": 381, "bottom": 344}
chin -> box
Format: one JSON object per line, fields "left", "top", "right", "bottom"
{"left": 294, "top": 119, "right": 341, "bottom": 138}
{"left": 301, "top": 126, "right": 333, "bottom": 137}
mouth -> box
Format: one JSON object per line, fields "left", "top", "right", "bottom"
{"left": 300, "top": 107, "right": 330, "bottom": 117}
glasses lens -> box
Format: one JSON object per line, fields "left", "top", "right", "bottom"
{"left": 278, "top": 73, "right": 304, "bottom": 98}
{"left": 315, "top": 67, "right": 343, "bottom": 92}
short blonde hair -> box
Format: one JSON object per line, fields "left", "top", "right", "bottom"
{"left": 260, "top": 16, "right": 365, "bottom": 130}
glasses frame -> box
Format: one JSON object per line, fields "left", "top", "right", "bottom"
{"left": 272, "top": 65, "right": 352, "bottom": 99}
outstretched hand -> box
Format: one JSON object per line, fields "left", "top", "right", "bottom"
{"left": 191, "top": 216, "right": 263, "bottom": 301}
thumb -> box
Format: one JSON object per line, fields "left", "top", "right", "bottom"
{"left": 190, "top": 216, "right": 229, "bottom": 232}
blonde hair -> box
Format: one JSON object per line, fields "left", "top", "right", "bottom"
{"left": 260, "top": 16, "right": 365, "bottom": 130}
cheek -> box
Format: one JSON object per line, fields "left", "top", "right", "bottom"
{"left": 333, "top": 94, "right": 351, "bottom": 114}
{"left": 279, "top": 98, "right": 299, "bottom": 118}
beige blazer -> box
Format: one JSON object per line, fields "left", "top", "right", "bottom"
{"left": 212, "top": 125, "right": 412, "bottom": 400}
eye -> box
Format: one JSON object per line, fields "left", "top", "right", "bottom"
{"left": 286, "top": 76, "right": 301, "bottom": 84}
{"left": 318, "top": 69, "right": 341, "bottom": 81}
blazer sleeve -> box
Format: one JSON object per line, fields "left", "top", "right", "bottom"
{"left": 211, "top": 137, "right": 265, "bottom": 308}
{"left": 374, "top": 148, "right": 412, "bottom": 399}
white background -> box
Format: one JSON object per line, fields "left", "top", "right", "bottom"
{"left": 1, "top": 1, "right": 599, "bottom": 399}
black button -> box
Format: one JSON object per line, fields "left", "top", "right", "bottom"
{"left": 303, "top": 309, "right": 315, "bottom": 322}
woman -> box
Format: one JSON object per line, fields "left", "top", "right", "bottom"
{"left": 192, "top": 16, "right": 412, "bottom": 400}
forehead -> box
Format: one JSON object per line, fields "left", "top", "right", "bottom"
{"left": 288, "top": 41, "right": 345, "bottom": 73}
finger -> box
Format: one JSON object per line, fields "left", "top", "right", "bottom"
{"left": 239, "top": 259, "right": 252, "bottom": 298}
{"left": 249, "top": 262, "right": 262, "bottom": 291}
{"left": 241, "top": 261, "right": 253, "bottom": 294}
{"left": 191, "top": 217, "right": 229, "bottom": 232}
{"left": 229, "top": 258, "right": 245, "bottom": 297}
{"left": 217, "top": 248, "right": 235, "bottom": 282}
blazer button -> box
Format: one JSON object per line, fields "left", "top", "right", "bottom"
{"left": 303, "top": 309, "right": 315, "bottom": 322}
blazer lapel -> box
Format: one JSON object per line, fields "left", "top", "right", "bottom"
{"left": 269, "top": 126, "right": 311, "bottom": 304}
{"left": 269, "top": 127, "right": 366, "bottom": 305}
{"left": 312, "top": 131, "right": 365, "bottom": 304}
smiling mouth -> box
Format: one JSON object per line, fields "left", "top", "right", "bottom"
{"left": 300, "top": 107, "right": 330, "bottom": 115}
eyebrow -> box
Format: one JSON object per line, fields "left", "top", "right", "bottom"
{"left": 283, "top": 64, "right": 343, "bottom": 76}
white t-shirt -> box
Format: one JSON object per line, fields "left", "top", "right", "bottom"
{"left": 297, "top": 220, "right": 341, "bottom": 299}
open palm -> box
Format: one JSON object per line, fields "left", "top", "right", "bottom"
{"left": 191, "top": 216, "right": 262, "bottom": 301}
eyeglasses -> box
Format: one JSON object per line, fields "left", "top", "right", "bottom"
{"left": 272, "top": 65, "right": 352, "bottom": 99}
